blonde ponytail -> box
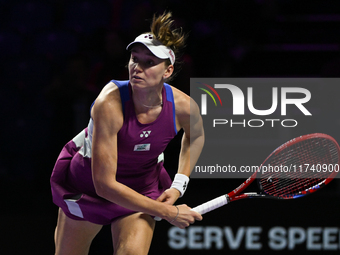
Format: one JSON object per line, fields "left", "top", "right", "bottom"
{"left": 150, "top": 11, "right": 186, "bottom": 63}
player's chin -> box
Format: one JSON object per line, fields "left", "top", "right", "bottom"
{"left": 131, "top": 79, "right": 156, "bottom": 91}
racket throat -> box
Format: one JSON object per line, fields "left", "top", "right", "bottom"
{"left": 229, "top": 192, "right": 267, "bottom": 202}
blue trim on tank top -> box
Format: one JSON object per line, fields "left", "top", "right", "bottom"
{"left": 164, "top": 83, "right": 177, "bottom": 135}
{"left": 89, "top": 80, "right": 130, "bottom": 117}
{"left": 90, "top": 80, "right": 177, "bottom": 135}
{"left": 111, "top": 80, "right": 130, "bottom": 114}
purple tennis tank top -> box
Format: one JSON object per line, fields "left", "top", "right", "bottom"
{"left": 90, "top": 80, "right": 177, "bottom": 193}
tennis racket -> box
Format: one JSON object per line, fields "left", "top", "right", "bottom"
{"left": 191, "top": 133, "right": 340, "bottom": 215}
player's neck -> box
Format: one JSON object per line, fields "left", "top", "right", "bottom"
{"left": 132, "top": 85, "right": 163, "bottom": 110}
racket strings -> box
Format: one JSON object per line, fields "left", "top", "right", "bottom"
{"left": 263, "top": 142, "right": 335, "bottom": 195}
{"left": 267, "top": 140, "right": 333, "bottom": 193}
{"left": 259, "top": 137, "right": 339, "bottom": 198}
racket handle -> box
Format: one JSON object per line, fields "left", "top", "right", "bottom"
{"left": 191, "top": 195, "right": 228, "bottom": 215}
{"left": 154, "top": 195, "right": 228, "bottom": 221}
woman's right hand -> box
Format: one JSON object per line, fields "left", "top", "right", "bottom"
{"left": 166, "top": 204, "right": 203, "bottom": 229}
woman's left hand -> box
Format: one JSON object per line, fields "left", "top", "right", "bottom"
{"left": 156, "top": 188, "right": 180, "bottom": 205}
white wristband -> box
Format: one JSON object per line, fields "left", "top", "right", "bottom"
{"left": 170, "top": 174, "right": 190, "bottom": 197}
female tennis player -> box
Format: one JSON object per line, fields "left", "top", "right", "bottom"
{"left": 50, "top": 11, "right": 204, "bottom": 255}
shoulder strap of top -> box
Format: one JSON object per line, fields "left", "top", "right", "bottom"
{"left": 164, "top": 83, "right": 177, "bottom": 135}
{"left": 111, "top": 80, "right": 130, "bottom": 115}
{"left": 90, "top": 80, "right": 130, "bottom": 117}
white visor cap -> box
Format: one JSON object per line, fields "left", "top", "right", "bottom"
{"left": 126, "top": 33, "right": 175, "bottom": 65}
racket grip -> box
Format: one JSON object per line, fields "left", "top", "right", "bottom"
{"left": 191, "top": 195, "right": 228, "bottom": 215}
{"left": 154, "top": 195, "right": 228, "bottom": 221}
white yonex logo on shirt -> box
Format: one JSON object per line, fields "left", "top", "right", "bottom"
{"left": 140, "top": 131, "right": 151, "bottom": 138}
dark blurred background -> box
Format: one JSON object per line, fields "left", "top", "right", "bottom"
{"left": 1, "top": 0, "right": 340, "bottom": 254}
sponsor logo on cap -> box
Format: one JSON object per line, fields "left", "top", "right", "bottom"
{"left": 169, "top": 50, "right": 175, "bottom": 64}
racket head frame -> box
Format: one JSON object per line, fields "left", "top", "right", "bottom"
{"left": 257, "top": 133, "right": 340, "bottom": 199}
{"left": 228, "top": 133, "right": 340, "bottom": 202}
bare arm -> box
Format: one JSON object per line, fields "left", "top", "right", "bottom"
{"left": 177, "top": 96, "right": 205, "bottom": 178}
{"left": 157, "top": 87, "right": 204, "bottom": 203}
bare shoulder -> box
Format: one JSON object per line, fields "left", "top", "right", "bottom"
{"left": 92, "top": 81, "right": 124, "bottom": 131}
{"left": 96, "top": 82, "right": 121, "bottom": 104}
{"left": 171, "top": 86, "right": 199, "bottom": 115}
